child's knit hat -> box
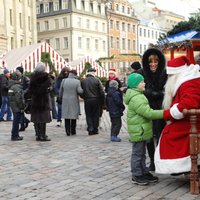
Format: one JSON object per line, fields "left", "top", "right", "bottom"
{"left": 109, "top": 80, "right": 118, "bottom": 89}
{"left": 128, "top": 73, "right": 144, "bottom": 88}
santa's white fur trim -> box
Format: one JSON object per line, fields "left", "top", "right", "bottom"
{"left": 155, "top": 143, "right": 191, "bottom": 174}
{"left": 170, "top": 103, "right": 184, "bottom": 119}
{"left": 166, "top": 64, "right": 187, "bottom": 75}
{"left": 173, "top": 64, "right": 200, "bottom": 96}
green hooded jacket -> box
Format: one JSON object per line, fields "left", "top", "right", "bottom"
{"left": 124, "top": 88, "right": 164, "bottom": 142}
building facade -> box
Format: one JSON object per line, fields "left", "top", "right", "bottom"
{"left": 36, "top": 0, "right": 108, "bottom": 62}
{"left": 0, "top": 0, "right": 37, "bottom": 54}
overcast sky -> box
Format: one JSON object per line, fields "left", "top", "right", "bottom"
{"left": 130, "top": 0, "right": 200, "bottom": 19}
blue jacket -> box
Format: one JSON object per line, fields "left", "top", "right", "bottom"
{"left": 106, "top": 87, "right": 125, "bottom": 118}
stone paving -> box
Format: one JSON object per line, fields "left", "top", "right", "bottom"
{"left": 0, "top": 102, "right": 199, "bottom": 200}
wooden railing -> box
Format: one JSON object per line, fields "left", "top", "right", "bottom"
{"left": 183, "top": 109, "right": 200, "bottom": 195}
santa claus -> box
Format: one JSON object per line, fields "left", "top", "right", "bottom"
{"left": 155, "top": 56, "right": 200, "bottom": 174}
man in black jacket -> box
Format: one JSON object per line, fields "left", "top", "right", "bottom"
{"left": 81, "top": 68, "right": 105, "bottom": 135}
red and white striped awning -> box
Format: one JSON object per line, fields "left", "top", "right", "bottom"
{"left": 68, "top": 55, "right": 108, "bottom": 78}
{"left": 1, "top": 42, "right": 69, "bottom": 72}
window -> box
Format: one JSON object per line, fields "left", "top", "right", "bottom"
{"left": 122, "top": 38, "right": 125, "bottom": 50}
{"left": 127, "top": 8, "right": 130, "bottom": 14}
{"left": 110, "top": 36, "right": 113, "bottom": 48}
{"left": 148, "top": 30, "right": 150, "bottom": 37}
{"left": 144, "top": 29, "right": 146, "bottom": 37}
{"left": 10, "top": 9, "right": 13, "bottom": 25}
{"left": 46, "top": 39, "right": 50, "bottom": 44}
{"left": 122, "top": 6, "right": 125, "bottom": 13}
{"left": 44, "top": 3, "right": 49, "bottom": 13}
{"left": 36, "top": 5, "right": 40, "bottom": 14}
{"left": 62, "top": 0, "right": 68, "bottom": 9}
{"left": 37, "top": 22, "right": 40, "bottom": 32}
{"left": 54, "top": 1, "right": 59, "bottom": 11}
{"left": 128, "top": 39, "right": 131, "bottom": 50}
{"left": 127, "top": 24, "right": 130, "bottom": 32}
{"left": 152, "top": 30, "right": 154, "bottom": 39}
{"left": 86, "top": 38, "right": 90, "bottom": 50}
{"left": 116, "top": 4, "right": 119, "bottom": 11}
{"left": 77, "top": 17, "right": 81, "bottom": 27}
{"left": 122, "top": 22, "right": 125, "bottom": 31}
{"left": 54, "top": 19, "right": 59, "bottom": 29}
{"left": 55, "top": 38, "right": 60, "bottom": 50}
{"left": 64, "top": 37, "right": 68, "bottom": 49}
{"left": 132, "top": 25, "right": 135, "bottom": 33}
{"left": 102, "top": 41, "right": 106, "bottom": 51}
{"left": 78, "top": 37, "right": 82, "bottom": 48}
{"left": 139, "top": 28, "right": 142, "bottom": 36}
{"left": 63, "top": 17, "right": 67, "bottom": 27}
{"left": 95, "top": 39, "right": 98, "bottom": 51}
{"left": 102, "top": 23, "right": 105, "bottom": 32}
{"left": 19, "top": 13, "right": 23, "bottom": 28}
{"left": 116, "top": 21, "right": 119, "bottom": 30}
{"left": 86, "top": 19, "right": 90, "bottom": 29}
{"left": 110, "top": 20, "right": 113, "bottom": 29}
{"left": 28, "top": 16, "right": 31, "bottom": 31}
{"left": 133, "top": 40, "right": 136, "bottom": 51}
{"left": 95, "top": 21, "right": 98, "bottom": 31}
{"left": 45, "top": 21, "right": 49, "bottom": 30}
{"left": 11, "top": 37, "right": 14, "bottom": 49}
{"left": 20, "top": 39, "right": 23, "bottom": 47}
{"left": 116, "top": 37, "right": 120, "bottom": 48}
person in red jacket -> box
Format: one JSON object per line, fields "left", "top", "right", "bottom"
{"left": 155, "top": 56, "right": 200, "bottom": 174}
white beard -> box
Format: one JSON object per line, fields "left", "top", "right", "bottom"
{"left": 162, "top": 74, "right": 180, "bottom": 109}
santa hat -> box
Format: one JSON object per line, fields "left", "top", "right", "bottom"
{"left": 166, "top": 56, "right": 191, "bottom": 75}
{"left": 109, "top": 68, "right": 117, "bottom": 75}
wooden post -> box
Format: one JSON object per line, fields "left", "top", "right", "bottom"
{"left": 183, "top": 109, "right": 200, "bottom": 194}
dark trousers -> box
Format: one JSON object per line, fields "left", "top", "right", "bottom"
{"left": 65, "top": 119, "right": 76, "bottom": 135}
{"left": 34, "top": 123, "right": 46, "bottom": 138}
{"left": 20, "top": 113, "right": 30, "bottom": 129}
{"left": 11, "top": 112, "right": 24, "bottom": 138}
{"left": 147, "top": 119, "right": 166, "bottom": 162}
{"left": 131, "top": 141, "right": 149, "bottom": 176}
{"left": 84, "top": 98, "right": 100, "bottom": 134}
{"left": 110, "top": 117, "right": 122, "bottom": 136}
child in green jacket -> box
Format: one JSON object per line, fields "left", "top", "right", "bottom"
{"left": 124, "top": 73, "right": 164, "bottom": 186}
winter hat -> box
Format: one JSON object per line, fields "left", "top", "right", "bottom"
{"left": 16, "top": 66, "right": 24, "bottom": 74}
{"left": 109, "top": 80, "right": 119, "bottom": 89}
{"left": 34, "top": 62, "right": 45, "bottom": 72}
{"left": 3, "top": 68, "right": 9, "bottom": 74}
{"left": 109, "top": 68, "right": 117, "bottom": 75}
{"left": 166, "top": 56, "right": 191, "bottom": 75}
{"left": 130, "top": 62, "right": 141, "bottom": 70}
{"left": 128, "top": 73, "right": 144, "bottom": 89}
{"left": 11, "top": 72, "right": 21, "bottom": 81}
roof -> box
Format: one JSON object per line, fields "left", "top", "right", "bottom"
{"left": 159, "top": 30, "right": 200, "bottom": 44}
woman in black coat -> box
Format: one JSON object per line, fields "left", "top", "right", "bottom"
{"left": 29, "top": 62, "right": 52, "bottom": 141}
{"left": 137, "top": 48, "right": 167, "bottom": 171}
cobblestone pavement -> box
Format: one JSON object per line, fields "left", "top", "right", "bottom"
{"left": 0, "top": 102, "right": 199, "bottom": 200}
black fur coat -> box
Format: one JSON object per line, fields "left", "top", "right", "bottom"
{"left": 29, "top": 71, "right": 52, "bottom": 123}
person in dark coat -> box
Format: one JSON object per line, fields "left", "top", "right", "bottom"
{"left": 15, "top": 66, "right": 30, "bottom": 131}
{"left": 105, "top": 68, "right": 122, "bottom": 93}
{"left": 29, "top": 62, "right": 52, "bottom": 141}
{"left": 55, "top": 66, "right": 70, "bottom": 127}
{"left": 81, "top": 68, "right": 105, "bottom": 135}
{"left": 8, "top": 72, "right": 24, "bottom": 141}
{"left": 0, "top": 69, "right": 12, "bottom": 121}
{"left": 106, "top": 80, "right": 125, "bottom": 142}
{"left": 137, "top": 48, "right": 167, "bottom": 171}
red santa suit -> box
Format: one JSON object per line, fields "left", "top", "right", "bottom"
{"left": 155, "top": 56, "right": 200, "bottom": 174}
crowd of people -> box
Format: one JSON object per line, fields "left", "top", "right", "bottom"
{"left": 0, "top": 48, "right": 200, "bottom": 186}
